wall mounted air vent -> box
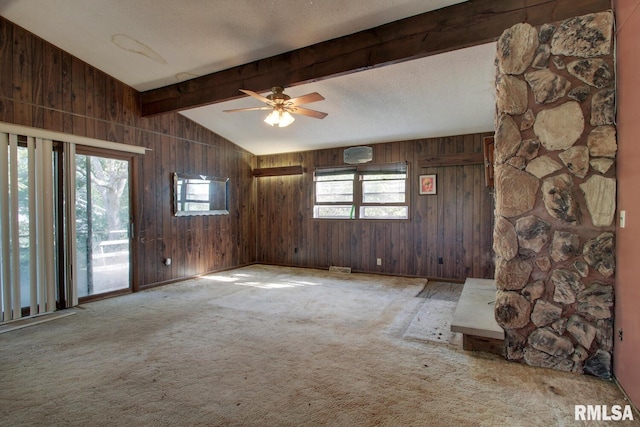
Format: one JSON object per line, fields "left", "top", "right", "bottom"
{"left": 343, "top": 146, "right": 373, "bottom": 164}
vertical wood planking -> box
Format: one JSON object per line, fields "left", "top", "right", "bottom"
{"left": 12, "top": 25, "right": 33, "bottom": 126}
{"left": 60, "top": 52, "right": 73, "bottom": 133}
{"left": 256, "top": 133, "right": 495, "bottom": 280}
{"left": 41, "top": 42, "right": 62, "bottom": 131}
{"left": 106, "top": 77, "right": 124, "bottom": 143}
{"left": 30, "top": 35, "right": 43, "bottom": 128}
{"left": 0, "top": 19, "right": 14, "bottom": 123}
{"left": 462, "top": 164, "right": 474, "bottom": 278}
{"left": 82, "top": 64, "right": 95, "bottom": 137}
{"left": 160, "top": 128, "right": 173, "bottom": 281}
{"left": 425, "top": 138, "right": 439, "bottom": 275}
{"left": 92, "top": 69, "right": 107, "bottom": 140}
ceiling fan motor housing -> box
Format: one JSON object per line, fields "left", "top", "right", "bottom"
{"left": 267, "top": 86, "right": 290, "bottom": 104}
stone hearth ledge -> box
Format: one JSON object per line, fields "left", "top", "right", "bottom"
{"left": 451, "top": 278, "right": 505, "bottom": 341}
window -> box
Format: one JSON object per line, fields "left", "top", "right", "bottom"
{"left": 313, "top": 162, "right": 409, "bottom": 220}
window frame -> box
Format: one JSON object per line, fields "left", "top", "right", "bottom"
{"left": 313, "top": 162, "right": 410, "bottom": 221}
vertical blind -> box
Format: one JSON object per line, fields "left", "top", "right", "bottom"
{"left": 0, "top": 133, "right": 56, "bottom": 321}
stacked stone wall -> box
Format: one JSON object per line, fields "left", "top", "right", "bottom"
{"left": 493, "top": 12, "right": 615, "bottom": 378}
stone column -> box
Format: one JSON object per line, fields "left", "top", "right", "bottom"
{"left": 493, "top": 12, "right": 616, "bottom": 378}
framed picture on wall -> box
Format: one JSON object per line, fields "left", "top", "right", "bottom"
{"left": 419, "top": 174, "right": 436, "bottom": 195}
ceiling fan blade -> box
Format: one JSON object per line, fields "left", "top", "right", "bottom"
{"left": 289, "top": 92, "right": 325, "bottom": 106}
{"left": 290, "top": 106, "right": 328, "bottom": 119}
{"left": 223, "top": 106, "right": 272, "bottom": 113}
{"left": 239, "top": 89, "right": 272, "bottom": 105}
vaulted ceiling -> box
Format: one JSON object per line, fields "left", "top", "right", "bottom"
{"left": 0, "top": 0, "right": 610, "bottom": 154}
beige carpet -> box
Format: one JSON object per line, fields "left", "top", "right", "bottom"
{"left": 0, "top": 265, "right": 636, "bottom": 426}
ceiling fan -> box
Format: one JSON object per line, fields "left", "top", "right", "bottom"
{"left": 223, "top": 86, "right": 328, "bottom": 127}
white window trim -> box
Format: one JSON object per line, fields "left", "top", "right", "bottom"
{"left": 0, "top": 122, "right": 149, "bottom": 155}
{"left": 313, "top": 162, "right": 409, "bottom": 220}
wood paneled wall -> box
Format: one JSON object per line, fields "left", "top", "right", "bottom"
{"left": 256, "top": 134, "right": 495, "bottom": 281}
{"left": 0, "top": 16, "right": 494, "bottom": 286}
{"left": 0, "top": 17, "right": 256, "bottom": 289}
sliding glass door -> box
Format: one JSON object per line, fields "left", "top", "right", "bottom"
{"left": 75, "top": 151, "right": 132, "bottom": 299}
{"left": 1, "top": 124, "right": 142, "bottom": 322}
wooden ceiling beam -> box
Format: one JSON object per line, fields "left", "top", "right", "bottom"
{"left": 140, "top": 0, "right": 611, "bottom": 117}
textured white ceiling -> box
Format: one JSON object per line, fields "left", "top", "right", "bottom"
{"left": 182, "top": 42, "right": 497, "bottom": 155}
{"left": 0, "top": 0, "right": 497, "bottom": 155}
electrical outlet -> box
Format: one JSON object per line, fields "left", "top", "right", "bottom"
{"left": 376, "top": 258, "right": 382, "bottom": 266}
{"left": 438, "top": 257, "right": 444, "bottom": 265}
{"left": 164, "top": 258, "right": 172, "bottom": 266}
{"left": 618, "top": 329, "right": 623, "bottom": 341}
{"left": 620, "top": 210, "right": 626, "bottom": 228}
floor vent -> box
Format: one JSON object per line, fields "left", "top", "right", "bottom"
{"left": 329, "top": 266, "right": 352, "bottom": 273}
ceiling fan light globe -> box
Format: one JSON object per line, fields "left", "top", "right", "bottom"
{"left": 278, "top": 111, "right": 295, "bottom": 127}
{"left": 264, "top": 110, "right": 280, "bottom": 126}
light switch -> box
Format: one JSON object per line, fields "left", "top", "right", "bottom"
{"left": 620, "top": 210, "right": 626, "bottom": 229}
